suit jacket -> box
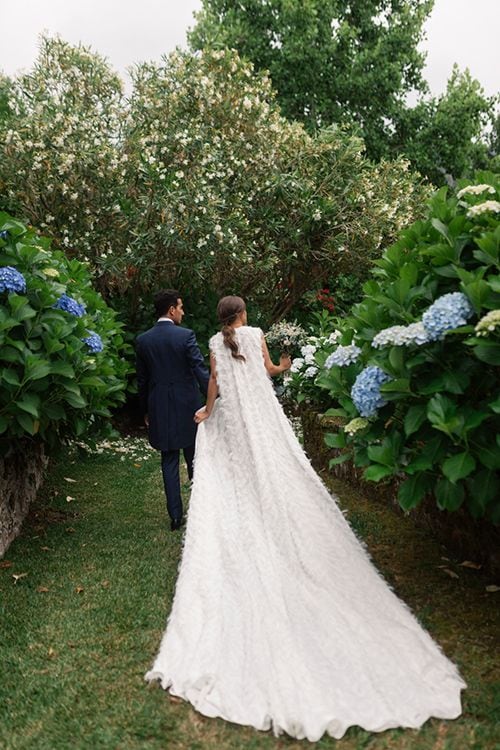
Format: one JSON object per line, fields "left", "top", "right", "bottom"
{"left": 135, "top": 321, "right": 209, "bottom": 451}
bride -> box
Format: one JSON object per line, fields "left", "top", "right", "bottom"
{"left": 145, "top": 295, "right": 466, "bottom": 742}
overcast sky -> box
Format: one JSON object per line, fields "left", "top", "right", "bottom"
{"left": 1, "top": 0, "right": 499, "bottom": 100}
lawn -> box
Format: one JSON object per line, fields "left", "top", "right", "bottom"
{"left": 1, "top": 436, "right": 498, "bottom": 750}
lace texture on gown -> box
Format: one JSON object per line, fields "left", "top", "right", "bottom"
{"left": 145, "top": 325, "right": 465, "bottom": 741}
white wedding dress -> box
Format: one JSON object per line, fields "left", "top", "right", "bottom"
{"left": 145, "top": 325, "right": 465, "bottom": 741}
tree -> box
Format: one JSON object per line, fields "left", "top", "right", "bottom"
{"left": 392, "top": 67, "right": 497, "bottom": 185}
{"left": 188, "top": 0, "right": 434, "bottom": 160}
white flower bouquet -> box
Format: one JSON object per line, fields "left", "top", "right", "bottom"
{"left": 265, "top": 320, "right": 307, "bottom": 355}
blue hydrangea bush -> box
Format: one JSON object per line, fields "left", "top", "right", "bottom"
{"left": 0, "top": 212, "right": 131, "bottom": 451}
{"left": 307, "top": 173, "right": 500, "bottom": 522}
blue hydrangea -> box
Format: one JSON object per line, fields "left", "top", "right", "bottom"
{"left": 325, "top": 344, "right": 361, "bottom": 368}
{"left": 351, "top": 366, "right": 393, "bottom": 417}
{"left": 53, "top": 293, "right": 86, "bottom": 317}
{"left": 0, "top": 266, "right": 27, "bottom": 294}
{"left": 422, "top": 292, "right": 474, "bottom": 341}
{"left": 82, "top": 331, "right": 103, "bottom": 353}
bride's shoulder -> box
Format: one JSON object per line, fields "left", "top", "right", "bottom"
{"left": 240, "top": 325, "right": 263, "bottom": 337}
{"left": 209, "top": 331, "right": 222, "bottom": 350}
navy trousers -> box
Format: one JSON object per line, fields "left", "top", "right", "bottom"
{"left": 160, "top": 444, "right": 195, "bottom": 521}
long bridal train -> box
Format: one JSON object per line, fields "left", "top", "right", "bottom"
{"left": 146, "top": 325, "right": 465, "bottom": 742}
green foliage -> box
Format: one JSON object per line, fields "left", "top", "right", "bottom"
{"left": 0, "top": 37, "right": 429, "bottom": 327}
{"left": 393, "top": 67, "right": 498, "bottom": 185}
{"left": 0, "top": 213, "right": 131, "bottom": 452}
{"left": 292, "top": 173, "right": 500, "bottom": 521}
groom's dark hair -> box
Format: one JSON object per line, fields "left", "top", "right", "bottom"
{"left": 154, "top": 289, "right": 181, "bottom": 318}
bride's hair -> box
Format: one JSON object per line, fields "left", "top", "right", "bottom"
{"left": 217, "top": 296, "right": 246, "bottom": 362}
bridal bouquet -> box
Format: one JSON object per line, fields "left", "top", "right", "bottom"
{"left": 265, "top": 320, "right": 307, "bottom": 356}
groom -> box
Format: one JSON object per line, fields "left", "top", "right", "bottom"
{"left": 135, "top": 289, "right": 209, "bottom": 531}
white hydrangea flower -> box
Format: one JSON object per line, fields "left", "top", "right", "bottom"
{"left": 457, "top": 184, "right": 495, "bottom": 199}
{"left": 328, "top": 330, "right": 342, "bottom": 345}
{"left": 467, "top": 200, "right": 500, "bottom": 218}
{"left": 475, "top": 309, "right": 500, "bottom": 337}
{"left": 304, "top": 366, "right": 318, "bottom": 378}
{"left": 372, "top": 322, "right": 429, "bottom": 348}
{"left": 290, "top": 357, "right": 304, "bottom": 373}
{"left": 344, "top": 417, "right": 369, "bottom": 435}
{"left": 300, "top": 344, "right": 317, "bottom": 365}
{"left": 325, "top": 344, "right": 361, "bottom": 367}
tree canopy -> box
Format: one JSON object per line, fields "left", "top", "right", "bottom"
{"left": 189, "top": 0, "right": 434, "bottom": 159}
{"left": 189, "top": 0, "right": 498, "bottom": 182}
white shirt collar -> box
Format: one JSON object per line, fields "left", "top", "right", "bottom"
{"left": 157, "top": 316, "right": 174, "bottom": 323}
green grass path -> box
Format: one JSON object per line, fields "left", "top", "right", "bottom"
{"left": 0, "top": 438, "right": 498, "bottom": 750}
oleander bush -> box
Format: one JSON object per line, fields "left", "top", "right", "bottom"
{"left": 0, "top": 35, "right": 429, "bottom": 331}
{"left": 288, "top": 173, "right": 500, "bottom": 522}
{"left": 0, "top": 212, "right": 131, "bottom": 453}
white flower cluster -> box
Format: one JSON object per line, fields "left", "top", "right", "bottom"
{"left": 372, "top": 322, "right": 429, "bottom": 348}
{"left": 300, "top": 343, "right": 317, "bottom": 365}
{"left": 70, "top": 436, "right": 156, "bottom": 462}
{"left": 325, "top": 344, "right": 361, "bottom": 367}
{"left": 371, "top": 293, "right": 474, "bottom": 348}
{"left": 467, "top": 201, "right": 500, "bottom": 219}
{"left": 457, "top": 184, "right": 495, "bottom": 199}
{"left": 344, "top": 417, "right": 369, "bottom": 435}
{"left": 290, "top": 357, "right": 304, "bottom": 373}
{"left": 328, "top": 330, "right": 342, "bottom": 345}
{"left": 475, "top": 309, "right": 500, "bottom": 337}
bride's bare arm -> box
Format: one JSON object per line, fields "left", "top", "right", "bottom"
{"left": 194, "top": 353, "right": 218, "bottom": 422}
{"left": 261, "top": 336, "right": 291, "bottom": 377}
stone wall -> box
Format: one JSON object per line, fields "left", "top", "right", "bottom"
{"left": 301, "top": 408, "right": 500, "bottom": 580}
{"left": 0, "top": 441, "right": 48, "bottom": 557}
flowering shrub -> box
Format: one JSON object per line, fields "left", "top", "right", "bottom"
{"left": 0, "top": 36, "right": 429, "bottom": 329}
{"left": 283, "top": 325, "right": 342, "bottom": 405}
{"left": 0, "top": 37, "right": 126, "bottom": 268}
{"left": 0, "top": 212, "right": 131, "bottom": 451}
{"left": 294, "top": 173, "right": 500, "bottom": 522}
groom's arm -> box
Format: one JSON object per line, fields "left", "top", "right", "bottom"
{"left": 185, "top": 331, "right": 209, "bottom": 396}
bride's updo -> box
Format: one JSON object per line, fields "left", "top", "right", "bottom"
{"left": 217, "top": 296, "right": 246, "bottom": 362}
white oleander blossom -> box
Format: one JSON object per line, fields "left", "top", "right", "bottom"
{"left": 467, "top": 201, "right": 500, "bottom": 218}
{"left": 457, "top": 184, "right": 496, "bottom": 199}
{"left": 372, "top": 322, "right": 429, "bottom": 348}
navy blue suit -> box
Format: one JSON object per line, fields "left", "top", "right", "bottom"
{"left": 135, "top": 321, "right": 209, "bottom": 521}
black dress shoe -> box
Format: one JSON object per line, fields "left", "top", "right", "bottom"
{"left": 170, "top": 516, "right": 185, "bottom": 532}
